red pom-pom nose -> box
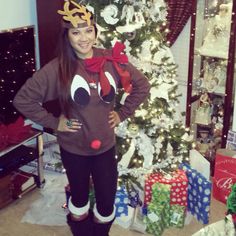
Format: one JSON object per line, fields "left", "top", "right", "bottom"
{"left": 90, "top": 139, "right": 101, "bottom": 150}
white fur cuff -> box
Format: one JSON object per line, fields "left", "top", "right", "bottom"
{"left": 68, "top": 198, "right": 90, "bottom": 215}
{"left": 93, "top": 203, "right": 116, "bottom": 223}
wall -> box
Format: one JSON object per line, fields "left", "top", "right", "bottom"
{"left": 171, "top": 19, "right": 191, "bottom": 119}
{"left": 0, "top": 0, "right": 39, "bottom": 69}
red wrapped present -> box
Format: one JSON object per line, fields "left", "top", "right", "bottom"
{"left": 214, "top": 149, "right": 236, "bottom": 176}
{"left": 145, "top": 170, "right": 188, "bottom": 206}
{"left": 213, "top": 169, "right": 236, "bottom": 204}
{"left": 213, "top": 149, "right": 236, "bottom": 204}
{"left": 0, "top": 117, "right": 32, "bottom": 151}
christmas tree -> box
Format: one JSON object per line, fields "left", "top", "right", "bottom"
{"left": 86, "top": 0, "right": 192, "bottom": 188}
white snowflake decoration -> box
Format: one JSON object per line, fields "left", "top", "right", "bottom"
{"left": 101, "top": 4, "right": 119, "bottom": 25}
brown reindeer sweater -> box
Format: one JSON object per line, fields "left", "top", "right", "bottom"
{"left": 13, "top": 47, "right": 150, "bottom": 156}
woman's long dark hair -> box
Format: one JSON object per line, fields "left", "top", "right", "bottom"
{"left": 57, "top": 7, "right": 97, "bottom": 118}
{"left": 57, "top": 27, "right": 78, "bottom": 118}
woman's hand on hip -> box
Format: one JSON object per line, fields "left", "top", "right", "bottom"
{"left": 57, "top": 114, "right": 82, "bottom": 132}
{"left": 109, "top": 111, "right": 121, "bottom": 128}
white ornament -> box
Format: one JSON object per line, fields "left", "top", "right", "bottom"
{"left": 182, "top": 133, "right": 194, "bottom": 142}
{"left": 150, "top": 83, "right": 174, "bottom": 102}
{"left": 137, "top": 132, "right": 154, "bottom": 169}
{"left": 151, "top": 118, "right": 159, "bottom": 125}
{"left": 135, "top": 109, "right": 148, "bottom": 117}
{"left": 117, "top": 4, "right": 144, "bottom": 33}
{"left": 149, "top": 0, "right": 167, "bottom": 22}
{"left": 116, "top": 24, "right": 137, "bottom": 34}
{"left": 101, "top": 5, "right": 119, "bottom": 25}
{"left": 152, "top": 46, "right": 175, "bottom": 65}
{"left": 119, "top": 139, "right": 136, "bottom": 168}
{"left": 96, "top": 23, "right": 108, "bottom": 42}
{"left": 155, "top": 138, "right": 163, "bottom": 152}
{"left": 124, "top": 40, "right": 132, "bottom": 55}
{"left": 159, "top": 10, "right": 168, "bottom": 21}
{"left": 167, "top": 143, "right": 173, "bottom": 155}
{"left": 138, "top": 40, "right": 153, "bottom": 62}
{"left": 121, "top": 4, "right": 135, "bottom": 25}
{"left": 134, "top": 11, "right": 146, "bottom": 28}
{"left": 115, "top": 120, "right": 128, "bottom": 138}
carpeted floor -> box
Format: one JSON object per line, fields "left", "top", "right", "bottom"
{"left": 0, "top": 183, "right": 226, "bottom": 236}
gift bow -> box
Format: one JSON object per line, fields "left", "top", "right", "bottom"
{"left": 85, "top": 42, "right": 132, "bottom": 96}
{"left": 0, "top": 116, "right": 32, "bottom": 151}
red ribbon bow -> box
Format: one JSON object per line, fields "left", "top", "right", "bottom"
{"left": 85, "top": 42, "right": 132, "bottom": 96}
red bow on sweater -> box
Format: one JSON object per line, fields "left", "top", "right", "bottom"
{"left": 85, "top": 42, "right": 132, "bottom": 96}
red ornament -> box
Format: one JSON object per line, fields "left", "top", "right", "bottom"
{"left": 90, "top": 139, "right": 101, "bottom": 150}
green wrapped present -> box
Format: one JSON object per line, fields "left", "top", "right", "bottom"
{"left": 152, "top": 182, "right": 171, "bottom": 204}
{"left": 144, "top": 202, "right": 170, "bottom": 236}
{"left": 170, "top": 205, "right": 186, "bottom": 228}
{"left": 145, "top": 211, "right": 165, "bottom": 236}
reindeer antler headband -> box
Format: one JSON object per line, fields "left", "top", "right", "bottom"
{"left": 58, "top": 1, "right": 95, "bottom": 28}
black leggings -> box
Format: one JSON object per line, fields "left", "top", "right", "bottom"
{"left": 60, "top": 146, "right": 118, "bottom": 217}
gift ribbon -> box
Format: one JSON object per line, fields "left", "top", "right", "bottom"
{"left": 85, "top": 42, "right": 132, "bottom": 96}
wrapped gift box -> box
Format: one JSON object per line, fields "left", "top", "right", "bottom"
{"left": 129, "top": 206, "right": 147, "bottom": 234}
{"left": 213, "top": 149, "right": 236, "bottom": 204}
{"left": 152, "top": 182, "right": 171, "bottom": 204}
{"left": 212, "top": 169, "right": 236, "bottom": 204}
{"left": 180, "top": 163, "right": 211, "bottom": 224}
{"left": 114, "top": 206, "right": 134, "bottom": 229}
{"left": 126, "top": 186, "right": 142, "bottom": 208}
{"left": 214, "top": 149, "right": 236, "bottom": 176}
{"left": 145, "top": 170, "right": 188, "bottom": 206}
{"left": 115, "top": 185, "right": 129, "bottom": 217}
{"left": 144, "top": 202, "right": 169, "bottom": 236}
{"left": 170, "top": 204, "right": 186, "bottom": 228}
{"left": 151, "top": 182, "right": 171, "bottom": 227}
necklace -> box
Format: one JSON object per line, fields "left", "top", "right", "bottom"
{"left": 88, "top": 80, "right": 97, "bottom": 89}
{"left": 80, "top": 61, "right": 98, "bottom": 89}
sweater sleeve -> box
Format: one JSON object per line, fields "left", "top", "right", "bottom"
{"left": 13, "top": 59, "right": 60, "bottom": 130}
{"left": 117, "top": 62, "right": 150, "bottom": 121}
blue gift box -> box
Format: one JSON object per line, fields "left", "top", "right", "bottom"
{"left": 128, "top": 188, "right": 142, "bottom": 208}
{"left": 115, "top": 186, "right": 129, "bottom": 217}
{"left": 179, "top": 163, "right": 211, "bottom": 224}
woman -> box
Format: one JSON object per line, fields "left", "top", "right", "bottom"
{"left": 13, "top": 1, "right": 150, "bottom": 236}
